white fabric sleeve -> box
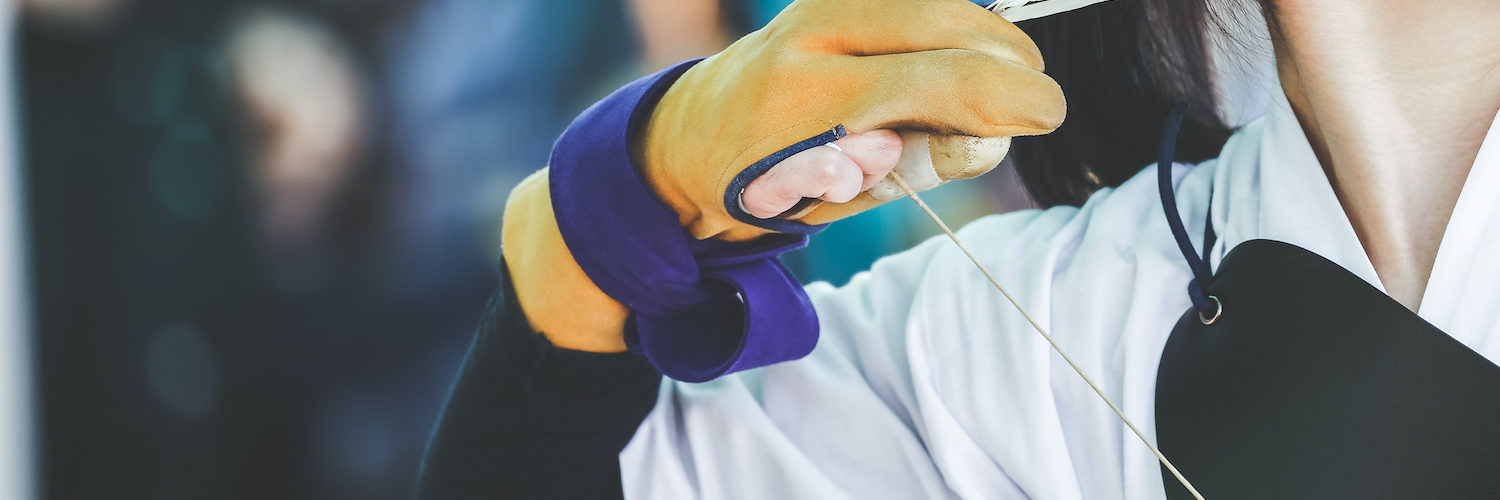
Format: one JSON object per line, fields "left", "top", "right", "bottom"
{"left": 620, "top": 210, "right": 1064, "bottom": 499}
{"left": 620, "top": 161, "right": 1216, "bottom": 500}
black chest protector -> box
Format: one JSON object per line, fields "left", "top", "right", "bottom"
{"left": 1154, "top": 239, "right": 1500, "bottom": 498}
{"left": 1148, "top": 103, "right": 1500, "bottom": 498}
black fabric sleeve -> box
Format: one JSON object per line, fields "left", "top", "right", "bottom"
{"left": 416, "top": 265, "right": 663, "bottom": 499}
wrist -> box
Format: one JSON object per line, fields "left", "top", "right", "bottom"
{"left": 503, "top": 170, "right": 630, "bottom": 353}
{"left": 546, "top": 60, "right": 821, "bottom": 381}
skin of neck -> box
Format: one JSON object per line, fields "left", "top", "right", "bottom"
{"left": 1268, "top": 0, "right": 1500, "bottom": 311}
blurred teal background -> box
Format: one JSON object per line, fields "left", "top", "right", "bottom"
{"left": 19, "top": 0, "right": 1033, "bottom": 498}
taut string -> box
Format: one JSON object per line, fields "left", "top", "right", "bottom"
{"left": 886, "top": 171, "right": 1205, "bottom": 500}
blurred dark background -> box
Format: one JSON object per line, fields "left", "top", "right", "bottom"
{"left": 17, "top": 0, "right": 1033, "bottom": 497}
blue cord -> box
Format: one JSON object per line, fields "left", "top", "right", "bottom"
{"left": 1157, "top": 102, "right": 1218, "bottom": 315}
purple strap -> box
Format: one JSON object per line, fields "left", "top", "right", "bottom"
{"left": 549, "top": 60, "right": 820, "bottom": 382}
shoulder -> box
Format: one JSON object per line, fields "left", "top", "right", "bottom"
{"left": 951, "top": 159, "right": 1219, "bottom": 286}
{"left": 807, "top": 158, "right": 1222, "bottom": 349}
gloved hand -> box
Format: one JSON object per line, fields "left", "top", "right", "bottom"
{"left": 640, "top": 0, "right": 1065, "bottom": 242}
{"left": 505, "top": 0, "right": 1065, "bottom": 354}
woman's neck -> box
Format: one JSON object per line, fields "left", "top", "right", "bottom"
{"left": 1271, "top": 0, "right": 1500, "bottom": 310}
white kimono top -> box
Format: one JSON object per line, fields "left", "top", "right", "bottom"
{"left": 620, "top": 83, "right": 1500, "bottom": 499}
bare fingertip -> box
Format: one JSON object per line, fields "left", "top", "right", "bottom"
{"left": 866, "top": 128, "right": 902, "bottom": 146}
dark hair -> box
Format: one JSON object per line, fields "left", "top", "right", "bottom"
{"left": 1011, "top": 0, "right": 1236, "bottom": 207}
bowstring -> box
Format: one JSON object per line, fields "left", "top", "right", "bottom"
{"left": 886, "top": 171, "right": 1205, "bottom": 500}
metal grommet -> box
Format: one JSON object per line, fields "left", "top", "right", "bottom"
{"left": 1198, "top": 295, "right": 1222, "bottom": 325}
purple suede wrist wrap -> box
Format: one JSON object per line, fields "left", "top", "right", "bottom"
{"left": 548, "top": 60, "right": 821, "bottom": 383}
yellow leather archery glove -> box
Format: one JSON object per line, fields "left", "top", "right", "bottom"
{"left": 639, "top": 0, "right": 1065, "bottom": 242}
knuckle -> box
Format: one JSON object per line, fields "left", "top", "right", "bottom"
{"left": 1005, "top": 34, "right": 1046, "bottom": 72}
{"left": 813, "top": 166, "right": 841, "bottom": 185}
{"left": 818, "top": 160, "right": 848, "bottom": 184}
{"left": 805, "top": 151, "right": 843, "bottom": 183}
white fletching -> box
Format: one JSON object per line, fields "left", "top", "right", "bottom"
{"left": 985, "top": 0, "right": 1116, "bottom": 22}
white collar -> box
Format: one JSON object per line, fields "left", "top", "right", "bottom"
{"left": 1420, "top": 99, "right": 1500, "bottom": 349}
{"left": 1210, "top": 81, "right": 1500, "bottom": 355}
